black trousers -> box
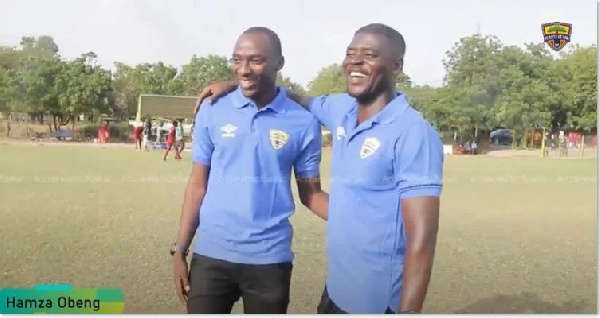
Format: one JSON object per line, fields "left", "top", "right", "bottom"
{"left": 317, "top": 287, "right": 396, "bottom": 314}
{"left": 187, "top": 254, "right": 293, "bottom": 314}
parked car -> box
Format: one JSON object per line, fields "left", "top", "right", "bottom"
{"left": 490, "top": 129, "right": 513, "bottom": 145}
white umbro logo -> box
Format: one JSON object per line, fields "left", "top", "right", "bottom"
{"left": 220, "top": 124, "right": 237, "bottom": 138}
{"left": 336, "top": 127, "right": 346, "bottom": 140}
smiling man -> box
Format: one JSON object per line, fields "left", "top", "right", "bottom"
{"left": 194, "top": 23, "right": 444, "bottom": 314}
{"left": 172, "top": 26, "right": 328, "bottom": 314}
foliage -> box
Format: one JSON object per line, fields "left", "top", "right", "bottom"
{"left": 0, "top": 33, "right": 595, "bottom": 141}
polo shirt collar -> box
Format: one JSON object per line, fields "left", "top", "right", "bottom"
{"left": 347, "top": 93, "right": 410, "bottom": 126}
{"left": 232, "top": 86, "right": 288, "bottom": 113}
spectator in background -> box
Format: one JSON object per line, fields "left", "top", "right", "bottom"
{"left": 133, "top": 124, "right": 143, "bottom": 150}
{"left": 164, "top": 120, "right": 182, "bottom": 161}
{"left": 463, "top": 140, "right": 471, "bottom": 154}
{"left": 98, "top": 120, "right": 110, "bottom": 144}
{"left": 143, "top": 116, "right": 152, "bottom": 151}
{"left": 156, "top": 122, "right": 164, "bottom": 143}
{"left": 470, "top": 140, "right": 478, "bottom": 155}
{"left": 190, "top": 120, "right": 195, "bottom": 140}
{"left": 176, "top": 119, "right": 185, "bottom": 153}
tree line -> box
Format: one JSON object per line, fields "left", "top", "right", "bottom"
{"left": 0, "top": 34, "right": 596, "bottom": 139}
{"left": 308, "top": 34, "right": 597, "bottom": 143}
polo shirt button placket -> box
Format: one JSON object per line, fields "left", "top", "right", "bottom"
{"left": 250, "top": 115, "right": 259, "bottom": 141}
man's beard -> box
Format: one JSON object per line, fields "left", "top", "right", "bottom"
{"left": 349, "top": 82, "right": 387, "bottom": 104}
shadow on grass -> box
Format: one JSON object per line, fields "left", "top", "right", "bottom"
{"left": 454, "top": 292, "right": 590, "bottom": 314}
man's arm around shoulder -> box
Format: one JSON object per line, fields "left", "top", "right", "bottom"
{"left": 286, "top": 90, "right": 315, "bottom": 110}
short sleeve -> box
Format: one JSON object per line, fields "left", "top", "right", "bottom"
{"left": 308, "top": 94, "right": 355, "bottom": 132}
{"left": 394, "top": 121, "right": 444, "bottom": 199}
{"left": 192, "top": 102, "right": 215, "bottom": 166}
{"left": 293, "top": 117, "right": 322, "bottom": 178}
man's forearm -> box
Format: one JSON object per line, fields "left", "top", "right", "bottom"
{"left": 398, "top": 243, "right": 437, "bottom": 312}
{"left": 296, "top": 176, "right": 329, "bottom": 221}
{"left": 286, "top": 91, "right": 313, "bottom": 110}
{"left": 306, "top": 191, "right": 329, "bottom": 220}
{"left": 175, "top": 183, "right": 206, "bottom": 253}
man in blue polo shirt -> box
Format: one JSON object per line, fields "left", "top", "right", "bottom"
{"left": 194, "top": 23, "right": 444, "bottom": 314}
{"left": 171, "top": 27, "right": 328, "bottom": 314}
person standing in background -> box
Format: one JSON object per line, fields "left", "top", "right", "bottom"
{"left": 133, "top": 124, "right": 143, "bottom": 150}
{"left": 164, "top": 120, "right": 182, "bottom": 161}
{"left": 143, "top": 116, "right": 152, "bottom": 151}
{"left": 176, "top": 119, "right": 185, "bottom": 154}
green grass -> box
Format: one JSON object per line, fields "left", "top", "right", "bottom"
{"left": 0, "top": 144, "right": 596, "bottom": 314}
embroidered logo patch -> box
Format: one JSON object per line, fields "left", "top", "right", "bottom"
{"left": 270, "top": 129, "right": 289, "bottom": 150}
{"left": 360, "top": 137, "right": 381, "bottom": 159}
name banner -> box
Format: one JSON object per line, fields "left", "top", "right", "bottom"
{"left": 0, "top": 284, "right": 124, "bottom": 314}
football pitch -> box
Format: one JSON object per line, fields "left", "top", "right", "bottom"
{"left": 0, "top": 143, "right": 597, "bottom": 314}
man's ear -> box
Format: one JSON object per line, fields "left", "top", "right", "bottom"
{"left": 393, "top": 58, "right": 403, "bottom": 77}
{"left": 276, "top": 56, "right": 285, "bottom": 72}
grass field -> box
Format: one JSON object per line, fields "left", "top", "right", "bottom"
{"left": 0, "top": 143, "right": 597, "bottom": 314}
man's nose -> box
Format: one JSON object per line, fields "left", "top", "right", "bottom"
{"left": 346, "top": 55, "right": 364, "bottom": 65}
{"left": 238, "top": 61, "right": 252, "bottom": 75}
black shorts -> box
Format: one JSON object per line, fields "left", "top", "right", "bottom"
{"left": 187, "top": 254, "right": 293, "bottom": 314}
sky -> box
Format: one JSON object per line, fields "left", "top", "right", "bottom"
{"left": 0, "top": 0, "right": 597, "bottom": 88}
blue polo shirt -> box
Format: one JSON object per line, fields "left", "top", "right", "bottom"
{"left": 308, "top": 93, "right": 444, "bottom": 313}
{"left": 192, "top": 86, "right": 322, "bottom": 264}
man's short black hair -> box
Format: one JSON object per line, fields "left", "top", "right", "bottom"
{"left": 242, "top": 26, "right": 283, "bottom": 58}
{"left": 355, "top": 23, "right": 406, "bottom": 59}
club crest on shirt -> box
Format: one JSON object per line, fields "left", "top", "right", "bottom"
{"left": 220, "top": 124, "right": 237, "bottom": 138}
{"left": 270, "top": 129, "right": 289, "bottom": 150}
{"left": 360, "top": 137, "right": 381, "bottom": 159}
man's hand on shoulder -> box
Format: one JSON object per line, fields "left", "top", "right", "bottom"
{"left": 193, "top": 80, "right": 238, "bottom": 114}
{"left": 286, "top": 90, "right": 314, "bottom": 110}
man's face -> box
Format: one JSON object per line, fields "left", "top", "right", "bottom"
{"left": 342, "top": 33, "right": 402, "bottom": 101}
{"left": 231, "top": 33, "right": 282, "bottom": 99}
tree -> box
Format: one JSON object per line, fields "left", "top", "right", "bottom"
{"left": 112, "top": 61, "right": 178, "bottom": 117}
{"left": 276, "top": 73, "right": 305, "bottom": 95}
{"left": 434, "top": 34, "right": 505, "bottom": 136}
{"left": 171, "top": 55, "right": 234, "bottom": 96}
{"left": 396, "top": 73, "right": 413, "bottom": 91}
{"left": 54, "top": 53, "right": 113, "bottom": 130}
{"left": 403, "top": 85, "right": 439, "bottom": 122}
{"left": 442, "top": 34, "right": 503, "bottom": 86}
{"left": 307, "top": 64, "right": 345, "bottom": 95}
{"left": 308, "top": 63, "right": 415, "bottom": 96}
{"left": 112, "top": 62, "right": 141, "bottom": 117}
{"left": 19, "top": 35, "right": 58, "bottom": 56}
{"left": 6, "top": 55, "right": 63, "bottom": 114}
{"left": 558, "top": 45, "right": 597, "bottom": 130}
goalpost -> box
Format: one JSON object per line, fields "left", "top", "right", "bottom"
{"left": 8, "top": 112, "right": 31, "bottom": 139}
{"left": 135, "top": 94, "right": 197, "bottom": 122}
